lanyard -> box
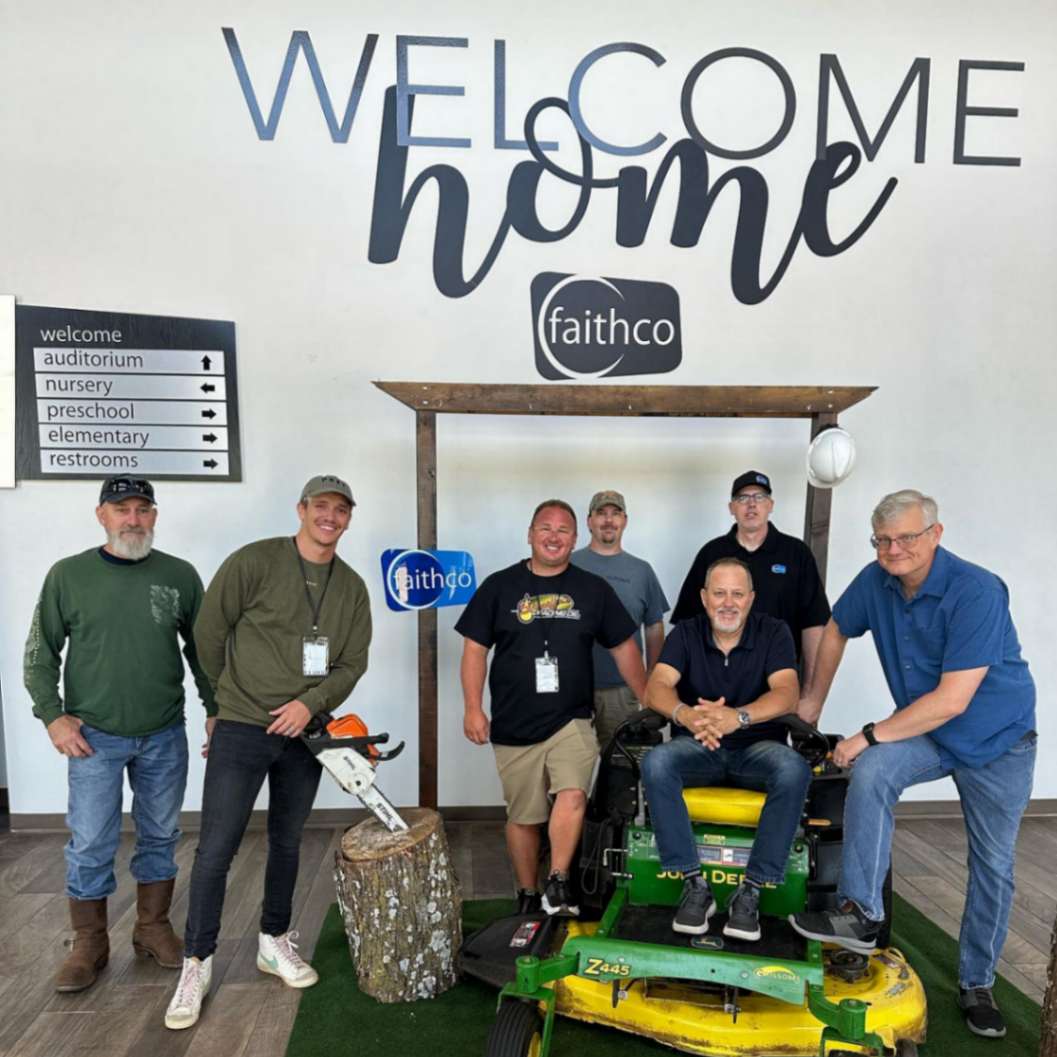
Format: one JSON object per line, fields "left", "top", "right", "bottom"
{"left": 527, "top": 562, "right": 565, "bottom": 652}
{"left": 293, "top": 537, "right": 335, "bottom": 634}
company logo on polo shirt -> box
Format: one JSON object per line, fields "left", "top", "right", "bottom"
{"left": 771, "top": 564, "right": 787, "bottom": 574}
{"left": 513, "top": 592, "right": 581, "bottom": 623}
{"left": 380, "top": 549, "right": 476, "bottom": 612}
{"left": 530, "top": 272, "right": 682, "bottom": 380}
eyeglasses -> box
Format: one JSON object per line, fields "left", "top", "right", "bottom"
{"left": 870, "top": 526, "right": 935, "bottom": 551}
{"left": 732, "top": 492, "right": 771, "bottom": 506}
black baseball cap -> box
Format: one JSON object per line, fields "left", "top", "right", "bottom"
{"left": 99, "top": 477, "right": 156, "bottom": 505}
{"left": 731, "top": 471, "right": 772, "bottom": 497}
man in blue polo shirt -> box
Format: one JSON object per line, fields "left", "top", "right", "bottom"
{"left": 792, "top": 489, "right": 1036, "bottom": 1040}
{"left": 641, "top": 557, "right": 808, "bottom": 941}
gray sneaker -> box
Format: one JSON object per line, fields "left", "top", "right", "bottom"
{"left": 789, "top": 900, "right": 879, "bottom": 954}
{"left": 958, "top": 987, "right": 1007, "bottom": 1038}
{"left": 723, "top": 881, "right": 761, "bottom": 941}
{"left": 673, "top": 877, "right": 716, "bottom": 936}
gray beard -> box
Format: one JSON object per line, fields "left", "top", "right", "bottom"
{"left": 108, "top": 529, "right": 154, "bottom": 561}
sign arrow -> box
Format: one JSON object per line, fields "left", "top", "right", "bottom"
{"left": 201, "top": 408, "right": 216, "bottom": 419}
{"left": 201, "top": 355, "right": 212, "bottom": 371}
{"left": 202, "top": 433, "right": 217, "bottom": 443}
{"left": 201, "top": 383, "right": 215, "bottom": 393}
{"left": 203, "top": 459, "right": 218, "bottom": 469}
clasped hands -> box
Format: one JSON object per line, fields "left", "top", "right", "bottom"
{"left": 677, "top": 696, "right": 738, "bottom": 750}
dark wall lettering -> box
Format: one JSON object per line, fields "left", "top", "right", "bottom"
{"left": 494, "top": 41, "right": 557, "bottom": 152}
{"left": 567, "top": 42, "right": 668, "bottom": 156}
{"left": 817, "top": 55, "right": 930, "bottom": 163}
{"left": 680, "top": 48, "right": 796, "bottom": 160}
{"left": 222, "top": 27, "right": 377, "bottom": 143}
{"left": 954, "top": 59, "right": 1025, "bottom": 166}
{"left": 395, "top": 35, "right": 471, "bottom": 148}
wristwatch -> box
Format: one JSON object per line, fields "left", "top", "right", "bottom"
{"left": 736, "top": 709, "right": 751, "bottom": 730}
{"left": 861, "top": 722, "right": 879, "bottom": 746}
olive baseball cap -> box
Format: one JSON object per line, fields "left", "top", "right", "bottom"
{"left": 300, "top": 474, "right": 355, "bottom": 506}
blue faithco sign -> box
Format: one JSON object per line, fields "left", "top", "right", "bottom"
{"left": 380, "top": 549, "right": 477, "bottom": 612}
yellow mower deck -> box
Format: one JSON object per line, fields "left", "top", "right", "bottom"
{"left": 549, "top": 921, "right": 926, "bottom": 1057}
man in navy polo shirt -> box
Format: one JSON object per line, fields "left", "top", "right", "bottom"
{"left": 792, "top": 489, "right": 1036, "bottom": 1040}
{"left": 641, "top": 557, "right": 808, "bottom": 940}
{"left": 672, "top": 471, "right": 830, "bottom": 688}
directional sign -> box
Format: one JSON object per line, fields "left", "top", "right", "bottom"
{"left": 16, "top": 306, "right": 240, "bottom": 481}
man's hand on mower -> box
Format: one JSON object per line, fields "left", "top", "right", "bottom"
{"left": 797, "top": 695, "right": 823, "bottom": 726}
{"left": 464, "top": 707, "right": 490, "bottom": 745}
{"left": 47, "top": 714, "right": 92, "bottom": 757}
{"left": 267, "top": 699, "right": 312, "bottom": 737}
{"left": 833, "top": 732, "right": 868, "bottom": 769}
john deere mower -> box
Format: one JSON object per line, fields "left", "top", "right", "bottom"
{"left": 459, "top": 712, "right": 926, "bottom": 1057}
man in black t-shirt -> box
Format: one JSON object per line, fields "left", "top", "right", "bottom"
{"left": 642, "top": 558, "right": 810, "bottom": 941}
{"left": 671, "top": 470, "right": 830, "bottom": 688}
{"left": 456, "top": 499, "right": 647, "bottom": 917}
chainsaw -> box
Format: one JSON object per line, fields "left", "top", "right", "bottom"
{"left": 302, "top": 712, "right": 409, "bottom": 833}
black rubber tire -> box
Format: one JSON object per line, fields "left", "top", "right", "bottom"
{"left": 895, "top": 1040, "right": 919, "bottom": 1057}
{"left": 485, "top": 999, "right": 543, "bottom": 1057}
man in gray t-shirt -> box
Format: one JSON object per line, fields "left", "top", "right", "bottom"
{"left": 571, "top": 490, "right": 670, "bottom": 745}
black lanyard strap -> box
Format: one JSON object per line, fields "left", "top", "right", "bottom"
{"left": 293, "top": 537, "right": 335, "bottom": 634}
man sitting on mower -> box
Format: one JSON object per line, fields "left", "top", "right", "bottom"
{"left": 642, "top": 558, "right": 811, "bottom": 940}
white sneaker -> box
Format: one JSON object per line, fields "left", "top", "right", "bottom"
{"left": 257, "top": 931, "right": 318, "bottom": 989}
{"left": 164, "top": 955, "right": 212, "bottom": 1030}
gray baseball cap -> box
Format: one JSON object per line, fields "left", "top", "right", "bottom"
{"left": 300, "top": 474, "right": 355, "bottom": 506}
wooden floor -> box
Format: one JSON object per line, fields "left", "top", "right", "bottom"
{"left": 0, "top": 815, "right": 1051, "bottom": 1056}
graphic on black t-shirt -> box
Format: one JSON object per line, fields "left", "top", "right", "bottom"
{"left": 513, "top": 592, "right": 582, "bottom": 623}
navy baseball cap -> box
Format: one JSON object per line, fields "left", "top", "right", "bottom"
{"left": 731, "top": 471, "right": 772, "bottom": 497}
{"left": 99, "top": 477, "right": 156, "bottom": 505}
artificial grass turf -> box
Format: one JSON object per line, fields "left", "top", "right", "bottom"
{"left": 285, "top": 894, "right": 1041, "bottom": 1057}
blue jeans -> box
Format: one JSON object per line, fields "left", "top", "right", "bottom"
{"left": 183, "top": 720, "right": 322, "bottom": 959}
{"left": 65, "top": 721, "right": 189, "bottom": 901}
{"left": 640, "top": 735, "right": 812, "bottom": 884}
{"left": 840, "top": 731, "right": 1036, "bottom": 989}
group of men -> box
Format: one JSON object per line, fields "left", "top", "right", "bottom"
{"left": 24, "top": 473, "right": 371, "bottom": 1030}
{"left": 26, "top": 468, "right": 1036, "bottom": 1042}
{"left": 457, "top": 473, "right": 1036, "bottom": 1040}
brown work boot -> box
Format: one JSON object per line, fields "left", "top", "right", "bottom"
{"left": 55, "top": 898, "right": 109, "bottom": 992}
{"left": 132, "top": 879, "right": 183, "bottom": 968}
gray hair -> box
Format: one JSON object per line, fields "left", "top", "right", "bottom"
{"left": 871, "top": 489, "right": 938, "bottom": 529}
{"left": 704, "top": 557, "right": 754, "bottom": 591}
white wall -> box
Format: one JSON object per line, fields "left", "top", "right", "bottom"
{"left": 1, "top": 0, "right": 1053, "bottom": 814}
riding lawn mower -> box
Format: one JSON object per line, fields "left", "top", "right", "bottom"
{"left": 459, "top": 711, "right": 927, "bottom": 1057}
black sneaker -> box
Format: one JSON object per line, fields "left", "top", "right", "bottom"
{"left": 515, "top": 889, "right": 541, "bottom": 915}
{"left": 789, "top": 900, "right": 880, "bottom": 954}
{"left": 541, "top": 873, "right": 579, "bottom": 917}
{"left": 958, "top": 987, "right": 1007, "bottom": 1038}
{"left": 673, "top": 876, "right": 716, "bottom": 936}
{"left": 723, "top": 881, "right": 761, "bottom": 941}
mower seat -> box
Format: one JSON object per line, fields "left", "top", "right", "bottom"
{"left": 682, "top": 787, "right": 765, "bottom": 827}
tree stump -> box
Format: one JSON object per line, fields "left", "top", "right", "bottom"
{"left": 334, "top": 806, "right": 462, "bottom": 1003}
{"left": 1041, "top": 913, "right": 1057, "bottom": 1057}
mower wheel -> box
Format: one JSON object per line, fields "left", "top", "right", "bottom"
{"left": 485, "top": 999, "right": 543, "bottom": 1057}
{"left": 894, "top": 1041, "right": 919, "bottom": 1057}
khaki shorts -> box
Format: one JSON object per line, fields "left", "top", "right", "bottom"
{"left": 493, "top": 718, "right": 599, "bottom": 824}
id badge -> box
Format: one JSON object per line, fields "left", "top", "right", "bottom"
{"left": 302, "top": 636, "right": 329, "bottom": 677}
{"left": 535, "top": 653, "right": 559, "bottom": 694}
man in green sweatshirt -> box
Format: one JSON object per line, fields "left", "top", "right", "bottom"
{"left": 165, "top": 474, "right": 372, "bottom": 1030}
{"left": 23, "top": 476, "right": 215, "bottom": 993}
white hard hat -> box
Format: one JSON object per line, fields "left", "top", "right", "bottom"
{"left": 807, "top": 427, "right": 857, "bottom": 489}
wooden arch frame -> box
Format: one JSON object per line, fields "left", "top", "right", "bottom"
{"left": 375, "top": 382, "right": 876, "bottom": 808}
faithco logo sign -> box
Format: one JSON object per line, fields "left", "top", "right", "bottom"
{"left": 530, "top": 273, "right": 682, "bottom": 380}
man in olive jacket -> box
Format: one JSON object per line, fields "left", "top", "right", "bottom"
{"left": 165, "top": 474, "right": 372, "bottom": 1030}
